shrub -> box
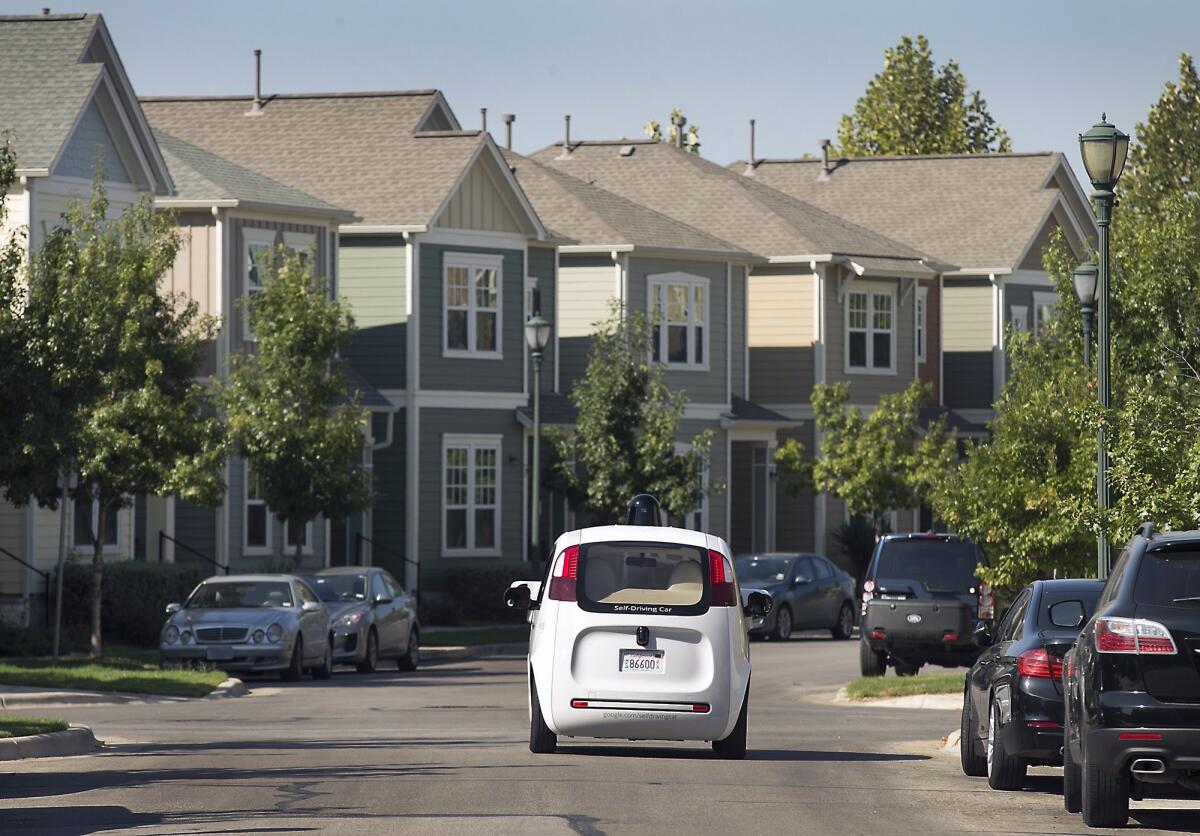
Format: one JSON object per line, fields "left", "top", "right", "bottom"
{"left": 421, "top": 563, "right": 540, "bottom": 626}
{"left": 0, "top": 624, "right": 54, "bottom": 658}
{"left": 56, "top": 562, "right": 211, "bottom": 647}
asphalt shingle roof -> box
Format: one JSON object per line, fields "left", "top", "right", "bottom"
{"left": 140, "top": 93, "right": 487, "bottom": 227}
{"left": 528, "top": 140, "right": 935, "bottom": 266}
{"left": 734, "top": 153, "right": 1086, "bottom": 272}
{"left": 154, "top": 129, "right": 353, "bottom": 218}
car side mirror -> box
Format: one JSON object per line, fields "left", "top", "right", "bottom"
{"left": 505, "top": 582, "right": 536, "bottom": 611}
{"left": 1049, "top": 599, "right": 1086, "bottom": 629}
{"left": 301, "top": 600, "right": 322, "bottom": 613}
{"left": 744, "top": 590, "right": 774, "bottom": 619}
{"left": 165, "top": 602, "right": 181, "bottom": 615}
{"left": 372, "top": 593, "right": 394, "bottom": 606}
{"left": 793, "top": 575, "right": 812, "bottom": 586}
{"left": 973, "top": 621, "right": 992, "bottom": 647}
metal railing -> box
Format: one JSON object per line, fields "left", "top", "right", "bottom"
{"left": 0, "top": 545, "right": 51, "bottom": 627}
{"left": 158, "top": 531, "right": 227, "bottom": 574}
{"left": 354, "top": 533, "right": 419, "bottom": 606}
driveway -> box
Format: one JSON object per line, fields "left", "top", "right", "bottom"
{"left": 1, "top": 636, "right": 1197, "bottom": 834}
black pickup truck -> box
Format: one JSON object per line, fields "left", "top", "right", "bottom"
{"left": 859, "top": 533, "right": 992, "bottom": 677}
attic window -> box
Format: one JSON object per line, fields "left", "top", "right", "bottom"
{"left": 619, "top": 145, "right": 636, "bottom": 157}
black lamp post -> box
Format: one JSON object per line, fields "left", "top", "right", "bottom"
{"left": 524, "top": 304, "right": 552, "bottom": 565}
{"left": 1073, "top": 262, "right": 1098, "bottom": 367}
{"left": 1078, "top": 115, "right": 1130, "bottom": 579}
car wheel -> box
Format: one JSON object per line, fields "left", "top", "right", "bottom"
{"left": 1063, "top": 711, "right": 1082, "bottom": 813}
{"left": 859, "top": 635, "right": 886, "bottom": 677}
{"left": 1081, "top": 739, "right": 1130, "bottom": 827}
{"left": 773, "top": 606, "right": 793, "bottom": 641}
{"left": 959, "top": 686, "right": 987, "bottom": 777}
{"left": 894, "top": 661, "right": 921, "bottom": 677}
{"left": 398, "top": 627, "right": 420, "bottom": 671}
{"left": 986, "top": 697, "right": 1027, "bottom": 790}
{"left": 356, "top": 628, "right": 379, "bottom": 674}
{"left": 529, "top": 673, "right": 557, "bottom": 754}
{"left": 713, "top": 685, "right": 749, "bottom": 760}
{"left": 281, "top": 636, "right": 304, "bottom": 682}
{"left": 312, "top": 635, "right": 334, "bottom": 680}
{"left": 831, "top": 602, "right": 854, "bottom": 640}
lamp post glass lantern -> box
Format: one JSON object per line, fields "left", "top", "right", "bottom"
{"left": 1079, "top": 115, "right": 1129, "bottom": 579}
{"left": 524, "top": 312, "right": 551, "bottom": 564}
{"left": 1073, "top": 262, "right": 1098, "bottom": 367}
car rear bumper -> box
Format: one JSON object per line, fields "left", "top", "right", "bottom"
{"left": 1084, "top": 726, "right": 1200, "bottom": 774}
{"left": 864, "top": 637, "right": 979, "bottom": 666}
{"left": 996, "top": 678, "right": 1065, "bottom": 762}
{"left": 551, "top": 692, "right": 737, "bottom": 741}
{"left": 160, "top": 644, "right": 291, "bottom": 672}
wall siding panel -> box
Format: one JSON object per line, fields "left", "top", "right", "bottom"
{"left": 730, "top": 264, "right": 746, "bottom": 400}
{"left": 339, "top": 236, "right": 408, "bottom": 390}
{"left": 54, "top": 100, "right": 131, "bottom": 183}
{"left": 824, "top": 267, "right": 916, "bottom": 404}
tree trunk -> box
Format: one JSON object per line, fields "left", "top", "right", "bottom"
{"left": 293, "top": 521, "right": 303, "bottom": 571}
{"left": 90, "top": 494, "right": 108, "bottom": 660}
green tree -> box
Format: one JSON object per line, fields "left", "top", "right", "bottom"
{"left": 644, "top": 107, "right": 701, "bottom": 154}
{"left": 836, "top": 35, "right": 1012, "bottom": 156}
{"left": 553, "top": 304, "right": 713, "bottom": 524}
{"left": 1121, "top": 54, "right": 1200, "bottom": 220}
{"left": 218, "top": 248, "right": 372, "bottom": 568}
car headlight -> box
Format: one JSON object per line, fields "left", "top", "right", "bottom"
{"left": 163, "top": 625, "right": 179, "bottom": 644}
{"left": 252, "top": 629, "right": 265, "bottom": 644}
{"left": 267, "top": 623, "right": 283, "bottom": 643}
{"left": 180, "top": 630, "right": 192, "bottom": 645}
{"left": 337, "top": 611, "right": 366, "bottom": 628}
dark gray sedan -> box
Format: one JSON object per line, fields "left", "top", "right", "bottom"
{"left": 735, "top": 553, "right": 857, "bottom": 641}
{"left": 305, "top": 567, "right": 420, "bottom": 673}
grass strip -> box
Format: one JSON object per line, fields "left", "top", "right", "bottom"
{"left": 424, "top": 626, "right": 529, "bottom": 647}
{"left": 844, "top": 671, "right": 966, "bottom": 701}
{"left": 0, "top": 716, "right": 69, "bottom": 738}
{"left": 0, "top": 657, "right": 226, "bottom": 698}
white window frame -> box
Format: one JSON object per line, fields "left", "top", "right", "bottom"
{"left": 71, "top": 497, "right": 123, "bottom": 554}
{"left": 242, "top": 228, "right": 278, "bottom": 341}
{"left": 844, "top": 285, "right": 897, "bottom": 375}
{"left": 441, "top": 434, "right": 503, "bottom": 557}
{"left": 1010, "top": 304, "right": 1029, "bottom": 333}
{"left": 282, "top": 230, "right": 317, "bottom": 275}
{"left": 647, "top": 272, "right": 710, "bottom": 371}
{"left": 443, "top": 252, "right": 504, "bottom": 359}
{"left": 243, "top": 460, "right": 272, "bottom": 556}
{"left": 1033, "top": 292, "right": 1057, "bottom": 337}
{"left": 915, "top": 286, "right": 928, "bottom": 364}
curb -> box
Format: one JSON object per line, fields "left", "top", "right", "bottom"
{"left": 205, "top": 678, "right": 247, "bottom": 699}
{"left": 0, "top": 725, "right": 98, "bottom": 761}
{"left": 423, "top": 642, "right": 528, "bottom": 663}
{"left": 828, "top": 687, "right": 963, "bottom": 710}
{"left": 942, "top": 728, "right": 961, "bottom": 754}
{"left": 0, "top": 677, "right": 248, "bottom": 708}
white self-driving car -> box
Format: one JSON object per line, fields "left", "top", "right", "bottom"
{"left": 506, "top": 494, "right": 772, "bottom": 758}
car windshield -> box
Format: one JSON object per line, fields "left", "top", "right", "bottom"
{"left": 580, "top": 542, "right": 707, "bottom": 609}
{"left": 874, "top": 541, "right": 981, "bottom": 593}
{"left": 735, "top": 557, "right": 792, "bottom": 583}
{"left": 304, "top": 574, "right": 367, "bottom": 604}
{"left": 1135, "top": 549, "right": 1200, "bottom": 607}
{"left": 187, "top": 581, "right": 294, "bottom": 609}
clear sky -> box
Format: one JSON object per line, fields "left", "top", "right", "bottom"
{"left": 42, "top": 0, "right": 1200, "bottom": 179}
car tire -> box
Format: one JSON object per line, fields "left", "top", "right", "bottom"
{"left": 773, "top": 606, "right": 793, "bottom": 641}
{"left": 986, "top": 697, "right": 1027, "bottom": 791}
{"left": 281, "top": 637, "right": 304, "bottom": 682}
{"left": 398, "top": 627, "right": 420, "bottom": 671}
{"left": 356, "top": 629, "right": 379, "bottom": 674}
{"left": 959, "top": 687, "right": 987, "bottom": 777}
{"left": 312, "top": 635, "right": 334, "bottom": 680}
{"left": 1063, "top": 717, "right": 1082, "bottom": 813}
{"left": 529, "top": 673, "right": 557, "bottom": 754}
{"left": 859, "top": 636, "right": 886, "bottom": 677}
{"left": 713, "top": 686, "right": 749, "bottom": 760}
{"left": 831, "top": 602, "right": 854, "bottom": 640}
{"left": 894, "top": 661, "right": 921, "bottom": 677}
{"left": 1081, "top": 741, "right": 1130, "bottom": 827}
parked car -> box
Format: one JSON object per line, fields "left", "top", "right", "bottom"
{"left": 860, "top": 533, "right": 992, "bottom": 676}
{"left": 504, "top": 494, "right": 773, "bottom": 758}
{"left": 160, "top": 574, "right": 333, "bottom": 680}
{"left": 735, "top": 553, "right": 856, "bottom": 641}
{"left": 304, "top": 567, "right": 420, "bottom": 672}
{"left": 960, "top": 578, "right": 1104, "bottom": 790}
{"left": 1063, "top": 523, "right": 1200, "bottom": 827}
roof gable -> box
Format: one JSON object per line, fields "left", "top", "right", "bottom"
{"left": 433, "top": 139, "right": 542, "bottom": 237}
{"left": 54, "top": 96, "right": 132, "bottom": 183}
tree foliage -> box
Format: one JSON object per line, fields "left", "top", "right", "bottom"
{"left": 1121, "top": 53, "right": 1200, "bottom": 220}
{"left": 837, "top": 35, "right": 1012, "bottom": 156}
{"left": 553, "top": 304, "right": 713, "bottom": 524}
{"left": 644, "top": 107, "right": 701, "bottom": 154}
{"left": 218, "top": 248, "right": 372, "bottom": 567}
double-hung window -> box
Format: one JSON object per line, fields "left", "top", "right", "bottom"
{"left": 243, "top": 228, "right": 277, "bottom": 341}
{"left": 443, "top": 435, "right": 501, "bottom": 555}
{"left": 648, "top": 273, "right": 708, "bottom": 369}
{"left": 284, "top": 518, "right": 313, "bottom": 554}
{"left": 444, "top": 253, "right": 503, "bottom": 357}
{"left": 72, "top": 497, "right": 119, "bottom": 550}
{"left": 282, "top": 230, "right": 316, "bottom": 274}
{"left": 846, "top": 288, "right": 895, "bottom": 373}
{"left": 915, "top": 286, "right": 928, "bottom": 364}
{"left": 1033, "top": 292, "right": 1057, "bottom": 337}
{"left": 244, "top": 462, "right": 271, "bottom": 554}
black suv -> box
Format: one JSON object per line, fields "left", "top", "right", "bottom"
{"left": 1063, "top": 524, "right": 1200, "bottom": 828}
{"left": 860, "top": 533, "right": 991, "bottom": 677}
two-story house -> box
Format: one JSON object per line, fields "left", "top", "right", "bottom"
{"left": 142, "top": 90, "right": 551, "bottom": 597}
{"left": 0, "top": 12, "right": 173, "bottom": 626}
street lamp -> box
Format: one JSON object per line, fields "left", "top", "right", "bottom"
{"left": 1072, "top": 262, "right": 1098, "bottom": 367}
{"left": 524, "top": 305, "right": 552, "bottom": 565}
{"left": 1078, "top": 115, "right": 1129, "bottom": 579}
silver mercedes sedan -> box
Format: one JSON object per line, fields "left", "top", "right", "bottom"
{"left": 159, "top": 574, "right": 333, "bottom": 680}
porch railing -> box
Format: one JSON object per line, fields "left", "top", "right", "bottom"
{"left": 0, "top": 545, "right": 51, "bottom": 628}
{"left": 158, "top": 531, "right": 227, "bottom": 574}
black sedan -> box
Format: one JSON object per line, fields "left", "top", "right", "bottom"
{"left": 735, "top": 553, "right": 856, "bottom": 641}
{"left": 960, "top": 577, "right": 1103, "bottom": 791}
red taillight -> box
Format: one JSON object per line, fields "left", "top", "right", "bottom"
{"left": 1118, "top": 733, "right": 1163, "bottom": 741}
{"left": 570, "top": 699, "right": 588, "bottom": 708}
{"left": 870, "top": 629, "right": 886, "bottom": 640}
{"left": 977, "top": 584, "right": 994, "bottom": 621}
{"left": 1018, "top": 648, "right": 1063, "bottom": 679}
{"left": 1096, "top": 617, "right": 1177, "bottom": 655}
{"left": 549, "top": 545, "right": 579, "bottom": 601}
{"left": 943, "top": 631, "right": 959, "bottom": 643}
{"left": 709, "top": 550, "right": 735, "bottom": 607}
{"left": 691, "top": 703, "right": 710, "bottom": 713}
{"left": 1026, "top": 721, "right": 1061, "bottom": 729}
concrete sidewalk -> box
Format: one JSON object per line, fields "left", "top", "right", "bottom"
{"left": 423, "top": 643, "right": 527, "bottom": 664}
{"left": 0, "top": 677, "right": 246, "bottom": 708}
{"left": 831, "top": 687, "right": 963, "bottom": 710}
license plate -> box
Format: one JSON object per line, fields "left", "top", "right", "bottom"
{"left": 206, "top": 647, "right": 236, "bottom": 661}
{"left": 619, "top": 649, "right": 665, "bottom": 674}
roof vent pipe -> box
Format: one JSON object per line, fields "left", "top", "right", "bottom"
{"left": 502, "top": 113, "right": 515, "bottom": 150}
{"left": 671, "top": 111, "right": 687, "bottom": 149}
{"left": 819, "top": 138, "right": 832, "bottom": 179}
{"left": 744, "top": 119, "right": 757, "bottom": 175}
{"left": 248, "top": 49, "right": 264, "bottom": 115}
{"left": 480, "top": 107, "right": 487, "bottom": 132}
{"left": 558, "top": 114, "right": 572, "bottom": 159}
{"left": 42, "top": 7, "right": 51, "bottom": 14}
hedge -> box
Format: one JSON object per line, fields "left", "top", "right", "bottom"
{"left": 55, "top": 562, "right": 210, "bottom": 647}
{"left": 420, "top": 563, "right": 542, "bottom": 626}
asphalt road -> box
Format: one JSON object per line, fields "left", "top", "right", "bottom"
{"left": 2, "top": 635, "right": 1199, "bottom": 835}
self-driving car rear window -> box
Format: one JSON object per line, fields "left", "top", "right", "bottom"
{"left": 1135, "top": 548, "right": 1200, "bottom": 607}
{"left": 873, "top": 541, "right": 982, "bottom": 593}
{"left": 578, "top": 541, "right": 709, "bottom": 615}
